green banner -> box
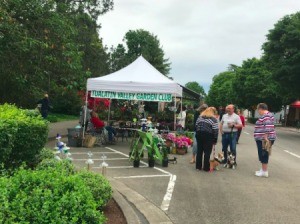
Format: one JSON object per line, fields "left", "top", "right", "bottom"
{"left": 91, "top": 90, "right": 172, "bottom": 102}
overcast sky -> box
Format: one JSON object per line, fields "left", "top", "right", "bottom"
{"left": 98, "top": 0, "right": 300, "bottom": 92}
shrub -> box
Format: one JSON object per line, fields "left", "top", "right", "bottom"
{"left": 35, "top": 148, "right": 55, "bottom": 163}
{"left": 77, "top": 170, "right": 112, "bottom": 208}
{"left": 0, "top": 167, "right": 106, "bottom": 224}
{"left": 0, "top": 104, "right": 49, "bottom": 168}
{"left": 37, "top": 159, "right": 76, "bottom": 176}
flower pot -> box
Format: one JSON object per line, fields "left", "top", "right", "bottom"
{"left": 133, "top": 160, "right": 140, "bottom": 168}
{"left": 162, "top": 158, "right": 168, "bottom": 167}
{"left": 165, "top": 140, "right": 172, "bottom": 147}
{"left": 171, "top": 147, "right": 177, "bottom": 154}
{"left": 148, "top": 159, "right": 155, "bottom": 168}
{"left": 177, "top": 148, "right": 187, "bottom": 155}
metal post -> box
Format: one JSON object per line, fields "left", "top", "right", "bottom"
{"left": 174, "top": 94, "right": 177, "bottom": 131}
{"left": 82, "top": 90, "right": 89, "bottom": 146}
{"left": 107, "top": 99, "right": 111, "bottom": 122}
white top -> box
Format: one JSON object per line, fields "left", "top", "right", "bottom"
{"left": 221, "top": 113, "right": 242, "bottom": 133}
{"left": 87, "top": 56, "right": 182, "bottom": 97}
{"left": 177, "top": 111, "right": 187, "bottom": 128}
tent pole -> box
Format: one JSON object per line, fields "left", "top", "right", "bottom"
{"left": 107, "top": 99, "right": 111, "bottom": 122}
{"left": 82, "top": 90, "right": 89, "bottom": 146}
{"left": 174, "top": 94, "right": 177, "bottom": 131}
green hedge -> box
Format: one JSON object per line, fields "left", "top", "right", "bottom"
{"left": 0, "top": 104, "right": 49, "bottom": 168}
{"left": 0, "top": 158, "right": 113, "bottom": 223}
{"left": 0, "top": 167, "right": 106, "bottom": 223}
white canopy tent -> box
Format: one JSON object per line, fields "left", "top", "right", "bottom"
{"left": 83, "top": 56, "right": 183, "bottom": 136}
{"left": 87, "top": 56, "right": 182, "bottom": 97}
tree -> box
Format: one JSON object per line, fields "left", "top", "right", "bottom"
{"left": 206, "top": 71, "right": 237, "bottom": 107}
{"left": 183, "top": 81, "right": 206, "bottom": 105}
{"left": 233, "top": 58, "right": 283, "bottom": 113}
{"left": 110, "top": 29, "right": 171, "bottom": 75}
{"left": 262, "top": 12, "right": 300, "bottom": 103}
{"left": 0, "top": 0, "right": 113, "bottom": 112}
{"left": 185, "top": 82, "right": 206, "bottom": 97}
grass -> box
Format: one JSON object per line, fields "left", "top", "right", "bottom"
{"left": 47, "top": 113, "right": 78, "bottom": 123}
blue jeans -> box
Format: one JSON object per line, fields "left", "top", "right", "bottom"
{"left": 256, "top": 140, "right": 274, "bottom": 164}
{"left": 105, "top": 126, "right": 116, "bottom": 142}
{"left": 222, "top": 132, "right": 237, "bottom": 162}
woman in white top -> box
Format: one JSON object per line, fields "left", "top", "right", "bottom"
{"left": 177, "top": 106, "right": 187, "bottom": 129}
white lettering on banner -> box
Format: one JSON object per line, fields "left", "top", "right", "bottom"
{"left": 91, "top": 90, "right": 172, "bottom": 102}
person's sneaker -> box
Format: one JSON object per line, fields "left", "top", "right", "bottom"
{"left": 255, "top": 169, "right": 262, "bottom": 175}
{"left": 255, "top": 170, "right": 269, "bottom": 178}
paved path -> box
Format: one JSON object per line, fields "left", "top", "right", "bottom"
{"left": 48, "top": 122, "right": 300, "bottom": 224}
{"left": 48, "top": 120, "right": 79, "bottom": 139}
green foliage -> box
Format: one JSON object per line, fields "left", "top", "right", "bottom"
{"left": 0, "top": 167, "right": 106, "bottom": 224}
{"left": 206, "top": 71, "right": 237, "bottom": 107}
{"left": 110, "top": 29, "right": 171, "bottom": 75}
{"left": 0, "top": 0, "right": 113, "bottom": 112}
{"left": 262, "top": 12, "right": 300, "bottom": 102}
{"left": 34, "top": 148, "right": 55, "bottom": 164}
{"left": 185, "top": 82, "right": 206, "bottom": 97}
{"left": 233, "top": 58, "right": 283, "bottom": 112}
{"left": 0, "top": 104, "right": 49, "bottom": 168}
{"left": 77, "top": 170, "right": 113, "bottom": 209}
{"left": 37, "top": 159, "right": 76, "bottom": 176}
{"left": 184, "top": 82, "right": 206, "bottom": 105}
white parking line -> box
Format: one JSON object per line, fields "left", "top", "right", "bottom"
{"left": 114, "top": 174, "right": 170, "bottom": 179}
{"left": 161, "top": 174, "right": 177, "bottom": 211}
{"left": 71, "top": 152, "right": 116, "bottom": 155}
{"left": 243, "top": 131, "right": 250, "bottom": 135}
{"left": 72, "top": 158, "right": 128, "bottom": 161}
{"left": 105, "top": 147, "right": 176, "bottom": 212}
{"left": 284, "top": 150, "right": 300, "bottom": 159}
{"left": 93, "top": 165, "right": 148, "bottom": 169}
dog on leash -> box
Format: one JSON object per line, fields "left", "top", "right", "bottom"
{"left": 224, "top": 151, "right": 236, "bottom": 169}
{"left": 209, "top": 152, "right": 224, "bottom": 172}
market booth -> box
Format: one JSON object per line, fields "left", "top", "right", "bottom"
{"left": 83, "top": 56, "right": 188, "bottom": 166}
{"left": 84, "top": 56, "right": 182, "bottom": 125}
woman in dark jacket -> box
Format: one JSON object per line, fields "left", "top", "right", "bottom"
{"left": 195, "top": 107, "right": 219, "bottom": 171}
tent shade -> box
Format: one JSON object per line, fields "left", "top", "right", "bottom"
{"left": 290, "top": 100, "right": 300, "bottom": 108}
{"left": 87, "top": 56, "right": 182, "bottom": 97}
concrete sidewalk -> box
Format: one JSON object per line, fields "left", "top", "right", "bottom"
{"left": 48, "top": 120, "right": 79, "bottom": 139}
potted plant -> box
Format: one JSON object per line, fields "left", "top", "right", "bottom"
{"left": 148, "top": 145, "right": 155, "bottom": 168}
{"left": 161, "top": 145, "right": 169, "bottom": 167}
{"left": 174, "top": 135, "right": 192, "bottom": 155}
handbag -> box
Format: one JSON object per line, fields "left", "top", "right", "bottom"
{"left": 262, "top": 139, "right": 272, "bottom": 156}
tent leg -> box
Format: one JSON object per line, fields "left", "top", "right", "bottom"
{"left": 107, "top": 99, "right": 111, "bottom": 122}
{"left": 174, "top": 94, "right": 177, "bottom": 131}
{"left": 82, "top": 90, "right": 89, "bottom": 146}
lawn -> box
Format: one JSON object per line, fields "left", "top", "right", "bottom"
{"left": 47, "top": 113, "right": 79, "bottom": 123}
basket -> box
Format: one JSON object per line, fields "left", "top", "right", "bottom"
{"left": 83, "top": 135, "right": 97, "bottom": 148}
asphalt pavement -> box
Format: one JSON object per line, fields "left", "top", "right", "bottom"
{"left": 47, "top": 122, "right": 300, "bottom": 224}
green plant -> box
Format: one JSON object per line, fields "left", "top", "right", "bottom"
{"left": 0, "top": 167, "right": 106, "bottom": 224}
{"left": 0, "top": 104, "right": 49, "bottom": 168}
{"left": 35, "top": 148, "right": 55, "bottom": 163}
{"left": 77, "top": 170, "right": 112, "bottom": 209}
{"left": 37, "top": 159, "right": 76, "bottom": 176}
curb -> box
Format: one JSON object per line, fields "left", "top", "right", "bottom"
{"left": 112, "top": 190, "right": 141, "bottom": 224}
{"left": 109, "top": 178, "right": 173, "bottom": 224}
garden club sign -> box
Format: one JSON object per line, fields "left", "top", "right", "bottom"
{"left": 91, "top": 90, "right": 172, "bottom": 102}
